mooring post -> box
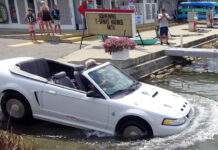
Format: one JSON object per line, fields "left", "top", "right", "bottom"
{"left": 180, "top": 35, "right": 183, "bottom": 48}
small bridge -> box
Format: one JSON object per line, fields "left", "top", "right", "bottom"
{"left": 165, "top": 48, "right": 218, "bottom": 58}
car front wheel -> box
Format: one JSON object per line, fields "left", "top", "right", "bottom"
{"left": 1, "top": 92, "right": 32, "bottom": 123}
{"left": 120, "top": 120, "right": 151, "bottom": 140}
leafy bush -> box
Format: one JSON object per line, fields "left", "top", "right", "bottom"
{"left": 103, "top": 37, "right": 136, "bottom": 54}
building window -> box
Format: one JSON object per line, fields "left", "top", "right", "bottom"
{"left": 27, "top": 0, "right": 36, "bottom": 14}
{"left": 8, "top": 0, "right": 17, "bottom": 23}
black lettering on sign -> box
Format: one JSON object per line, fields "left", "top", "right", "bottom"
{"left": 107, "top": 24, "right": 115, "bottom": 30}
{"left": 99, "top": 19, "right": 109, "bottom": 24}
{"left": 111, "top": 19, "right": 124, "bottom": 25}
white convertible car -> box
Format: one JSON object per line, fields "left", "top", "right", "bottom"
{"left": 0, "top": 57, "right": 193, "bottom": 139}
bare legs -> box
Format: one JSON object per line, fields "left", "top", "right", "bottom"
{"left": 44, "top": 21, "right": 54, "bottom": 35}
{"left": 54, "top": 24, "right": 62, "bottom": 34}
{"left": 38, "top": 23, "right": 45, "bottom": 37}
{"left": 160, "top": 34, "right": 169, "bottom": 45}
{"left": 29, "top": 31, "right": 36, "bottom": 42}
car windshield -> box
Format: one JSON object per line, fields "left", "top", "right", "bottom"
{"left": 88, "top": 64, "right": 140, "bottom": 98}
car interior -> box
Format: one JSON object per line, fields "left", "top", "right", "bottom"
{"left": 15, "top": 58, "right": 87, "bottom": 91}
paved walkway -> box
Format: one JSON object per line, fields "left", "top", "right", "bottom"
{"left": 60, "top": 24, "right": 217, "bottom": 63}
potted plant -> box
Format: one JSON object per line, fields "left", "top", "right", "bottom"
{"left": 103, "top": 37, "right": 136, "bottom": 60}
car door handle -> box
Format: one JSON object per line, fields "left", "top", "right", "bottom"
{"left": 48, "top": 90, "right": 56, "bottom": 94}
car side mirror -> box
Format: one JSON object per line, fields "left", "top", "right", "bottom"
{"left": 86, "top": 90, "right": 102, "bottom": 98}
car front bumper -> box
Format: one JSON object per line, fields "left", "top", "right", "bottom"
{"left": 153, "top": 107, "right": 194, "bottom": 136}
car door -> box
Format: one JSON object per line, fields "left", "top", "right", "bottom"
{"left": 40, "top": 83, "right": 109, "bottom": 130}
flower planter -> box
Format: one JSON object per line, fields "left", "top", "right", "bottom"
{"left": 111, "top": 49, "right": 129, "bottom": 60}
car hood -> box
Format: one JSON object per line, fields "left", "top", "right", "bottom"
{"left": 116, "top": 83, "right": 191, "bottom": 118}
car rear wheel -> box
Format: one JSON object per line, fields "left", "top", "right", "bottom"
{"left": 120, "top": 121, "right": 150, "bottom": 140}
{"left": 1, "top": 92, "right": 32, "bottom": 123}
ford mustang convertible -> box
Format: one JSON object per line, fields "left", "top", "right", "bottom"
{"left": 0, "top": 57, "right": 194, "bottom": 139}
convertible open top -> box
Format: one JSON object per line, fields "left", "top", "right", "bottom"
{"left": 10, "top": 58, "right": 86, "bottom": 90}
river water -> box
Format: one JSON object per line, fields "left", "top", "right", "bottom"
{"left": 2, "top": 58, "right": 218, "bottom": 150}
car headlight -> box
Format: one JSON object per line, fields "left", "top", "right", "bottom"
{"left": 162, "top": 117, "right": 186, "bottom": 126}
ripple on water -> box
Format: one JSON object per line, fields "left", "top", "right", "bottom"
{"left": 85, "top": 94, "right": 218, "bottom": 150}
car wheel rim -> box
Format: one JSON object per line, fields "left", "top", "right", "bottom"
{"left": 6, "top": 99, "right": 25, "bottom": 119}
{"left": 123, "top": 126, "right": 143, "bottom": 139}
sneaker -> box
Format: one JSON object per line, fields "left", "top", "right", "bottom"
{"left": 166, "top": 42, "right": 170, "bottom": 45}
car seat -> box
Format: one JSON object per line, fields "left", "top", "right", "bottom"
{"left": 53, "top": 71, "right": 76, "bottom": 88}
{"left": 74, "top": 65, "right": 86, "bottom": 91}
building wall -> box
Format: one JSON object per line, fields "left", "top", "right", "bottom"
{"left": 158, "top": 0, "right": 178, "bottom": 18}
{"left": 16, "top": 0, "right": 26, "bottom": 24}
{"left": 57, "top": 0, "right": 72, "bottom": 25}
{"left": 0, "top": 0, "right": 5, "bottom": 4}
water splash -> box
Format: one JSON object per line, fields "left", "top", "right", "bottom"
{"left": 88, "top": 94, "right": 218, "bottom": 150}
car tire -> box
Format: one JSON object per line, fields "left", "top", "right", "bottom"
{"left": 119, "top": 120, "right": 150, "bottom": 140}
{"left": 1, "top": 92, "right": 32, "bottom": 123}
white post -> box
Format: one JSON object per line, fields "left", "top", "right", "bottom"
{"left": 69, "top": 0, "right": 76, "bottom": 30}
{"left": 34, "top": 0, "right": 38, "bottom": 16}
{"left": 4, "top": 0, "right": 12, "bottom": 24}
{"left": 180, "top": 35, "right": 183, "bottom": 48}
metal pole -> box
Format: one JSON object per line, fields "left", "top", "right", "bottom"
{"left": 180, "top": 35, "right": 183, "bottom": 48}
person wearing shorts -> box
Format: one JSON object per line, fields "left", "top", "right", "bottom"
{"left": 25, "top": 8, "right": 36, "bottom": 42}
{"left": 158, "top": 8, "right": 170, "bottom": 45}
{"left": 37, "top": 11, "right": 45, "bottom": 36}
{"left": 42, "top": 6, "right": 54, "bottom": 35}
{"left": 51, "top": 5, "right": 62, "bottom": 34}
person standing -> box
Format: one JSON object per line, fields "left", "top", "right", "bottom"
{"left": 87, "top": 0, "right": 94, "bottom": 9}
{"left": 36, "top": 11, "right": 45, "bottom": 37}
{"left": 158, "top": 8, "right": 170, "bottom": 45}
{"left": 42, "top": 5, "right": 54, "bottom": 35}
{"left": 25, "top": 8, "right": 36, "bottom": 42}
{"left": 51, "top": 4, "right": 62, "bottom": 34}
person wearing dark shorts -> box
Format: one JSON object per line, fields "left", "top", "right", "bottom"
{"left": 158, "top": 8, "right": 170, "bottom": 45}
{"left": 42, "top": 6, "right": 54, "bottom": 35}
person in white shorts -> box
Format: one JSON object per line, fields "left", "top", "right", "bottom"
{"left": 51, "top": 4, "right": 62, "bottom": 34}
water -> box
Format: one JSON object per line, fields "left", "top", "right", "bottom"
{"left": 2, "top": 58, "right": 218, "bottom": 150}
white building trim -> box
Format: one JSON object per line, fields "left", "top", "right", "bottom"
{"left": 24, "top": 0, "right": 28, "bottom": 11}
{"left": 34, "top": 0, "right": 39, "bottom": 16}
{"left": 69, "top": 0, "right": 76, "bottom": 30}
{"left": 4, "top": 0, "right": 12, "bottom": 24}
{"left": 14, "top": 0, "right": 21, "bottom": 24}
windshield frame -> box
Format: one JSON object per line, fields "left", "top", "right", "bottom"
{"left": 83, "top": 62, "right": 140, "bottom": 99}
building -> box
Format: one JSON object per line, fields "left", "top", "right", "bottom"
{"left": 0, "top": 0, "right": 178, "bottom": 30}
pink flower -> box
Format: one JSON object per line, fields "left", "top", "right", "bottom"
{"left": 103, "top": 37, "right": 136, "bottom": 54}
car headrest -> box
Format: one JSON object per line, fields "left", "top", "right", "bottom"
{"left": 53, "top": 71, "right": 66, "bottom": 79}
{"left": 74, "top": 65, "right": 84, "bottom": 72}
